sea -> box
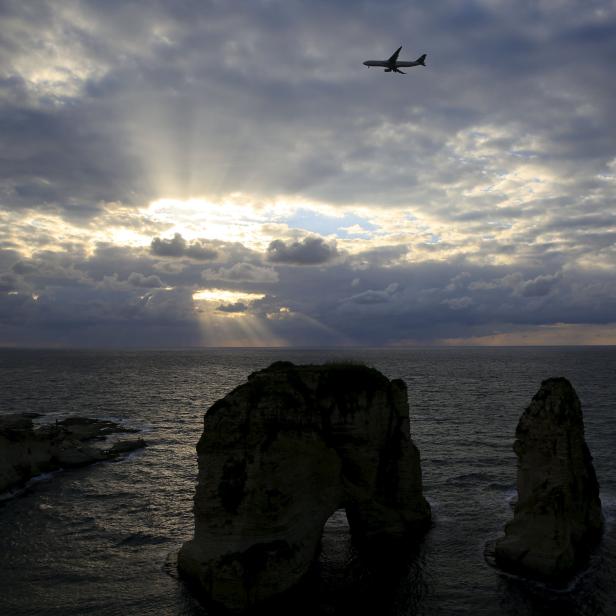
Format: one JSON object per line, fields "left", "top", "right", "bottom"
{"left": 0, "top": 347, "right": 615, "bottom": 616}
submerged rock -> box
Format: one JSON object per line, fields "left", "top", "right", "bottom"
{"left": 178, "top": 361, "right": 430, "bottom": 611}
{"left": 0, "top": 415, "right": 146, "bottom": 493}
{"left": 494, "top": 377, "right": 603, "bottom": 583}
{"left": 56, "top": 416, "right": 138, "bottom": 440}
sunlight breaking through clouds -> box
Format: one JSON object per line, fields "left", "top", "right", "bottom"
{"left": 192, "top": 288, "right": 265, "bottom": 305}
{"left": 141, "top": 197, "right": 387, "bottom": 252}
{"left": 2, "top": 0, "right": 616, "bottom": 346}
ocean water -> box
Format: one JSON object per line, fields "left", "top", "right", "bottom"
{"left": 0, "top": 347, "right": 615, "bottom": 616}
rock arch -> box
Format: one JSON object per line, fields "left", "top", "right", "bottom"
{"left": 178, "top": 362, "right": 431, "bottom": 611}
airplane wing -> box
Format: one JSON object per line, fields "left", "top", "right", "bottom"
{"left": 387, "top": 46, "right": 402, "bottom": 63}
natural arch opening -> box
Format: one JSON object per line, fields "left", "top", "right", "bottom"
{"left": 321, "top": 509, "right": 351, "bottom": 555}
{"left": 317, "top": 508, "right": 355, "bottom": 589}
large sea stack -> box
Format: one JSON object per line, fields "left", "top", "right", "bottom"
{"left": 178, "top": 361, "right": 431, "bottom": 611}
{"left": 494, "top": 377, "right": 603, "bottom": 583}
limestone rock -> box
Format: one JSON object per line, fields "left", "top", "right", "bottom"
{"left": 0, "top": 415, "right": 56, "bottom": 491}
{"left": 178, "top": 361, "right": 430, "bottom": 611}
{"left": 107, "top": 438, "right": 147, "bottom": 457}
{"left": 494, "top": 377, "right": 603, "bottom": 583}
{"left": 0, "top": 414, "right": 146, "bottom": 493}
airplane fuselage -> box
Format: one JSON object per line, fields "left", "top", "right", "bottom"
{"left": 362, "top": 49, "right": 426, "bottom": 74}
{"left": 363, "top": 60, "right": 423, "bottom": 68}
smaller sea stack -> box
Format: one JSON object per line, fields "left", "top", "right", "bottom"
{"left": 494, "top": 377, "right": 603, "bottom": 583}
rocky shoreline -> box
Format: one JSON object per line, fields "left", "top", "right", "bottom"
{"left": 0, "top": 413, "right": 146, "bottom": 494}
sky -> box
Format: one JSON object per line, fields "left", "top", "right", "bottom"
{"left": 1, "top": 0, "right": 615, "bottom": 347}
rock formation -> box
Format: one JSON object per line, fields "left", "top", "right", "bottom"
{"left": 179, "top": 361, "right": 430, "bottom": 611}
{"left": 494, "top": 377, "right": 603, "bottom": 583}
{"left": 0, "top": 414, "right": 145, "bottom": 493}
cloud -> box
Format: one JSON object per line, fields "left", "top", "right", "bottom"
{"left": 350, "top": 245, "right": 409, "bottom": 268}
{"left": 150, "top": 234, "right": 218, "bottom": 260}
{"left": 1, "top": 0, "right": 616, "bottom": 346}
{"left": 442, "top": 296, "right": 473, "bottom": 310}
{"left": 216, "top": 302, "right": 247, "bottom": 313}
{"left": 344, "top": 282, "right": 400, "bottom": 305}
{"left": 267, "top": 236, "right": 339, "bottom": 265}
{"left": 127, "top": 272, "right": 164, "bottom": 288}
{"left": 202, "top": 262, "right": 279, "bottom": 283}
{"left": 519, "top": 272, "right": 561, "bottom": 298}
{"left": 0, "top": 273, "right": 20, "bottom": 292}
{"left": 1, "top": 241, "right": 616, "bottom": 346}
{"left": 469, "top": 271, "right": 562, "bottom": 297}
{"left": 150, "top": 234, "right": 188, "bottom": 257}
{"left": 11, "top": 261, "right": 38, "bottom": 275}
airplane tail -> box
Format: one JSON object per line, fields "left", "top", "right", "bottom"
{"left": 416, "top": 54, "right": 426, "bottom": 66}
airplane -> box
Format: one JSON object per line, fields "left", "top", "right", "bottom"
{"left": 363, "top": 47, "right": 426, "bottom": 74}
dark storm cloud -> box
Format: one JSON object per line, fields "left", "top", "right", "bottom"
{"left": 2, "top": 237, "right": 616, "bottom": 346}
{"left": 239, "top": 253, "right": 616, "bottom": 346}
{"left": 150, "top": 234, "right": 218, "bottom": 260}
{"left": 0, "top": 236, "right": 281, "bottom": 345}
{"left": 267, "top": 237, "right": 339, "bottom": 265}
{"left": 150, "top": 235, "right": 188, "bottom": 257}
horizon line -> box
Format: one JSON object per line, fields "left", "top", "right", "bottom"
{"left": 2, "top": 344, "right": 616, "bottom": 352}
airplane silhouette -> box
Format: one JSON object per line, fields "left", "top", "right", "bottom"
{"left": 363, "top": 46, "right": 426, "bottom": 74}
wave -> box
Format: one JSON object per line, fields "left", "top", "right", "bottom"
{"left": 0, "top": 469, "right": 63, "bottom": 502}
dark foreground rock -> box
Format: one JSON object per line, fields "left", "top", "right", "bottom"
{"left": 0, "top": 414, "right": 145, "bottom": 493}
{"left": 494, "top": 377, "right": 603, "bottom": 583}
{"left": 178, "top": 361, "right": 431, "bottom": 612}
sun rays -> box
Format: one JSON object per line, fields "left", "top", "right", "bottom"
{"left": 192, "top": 295, "right": 283, "bottom": 347}
{"left": 191, "top": 287, "right": 282, "bottom": 346}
